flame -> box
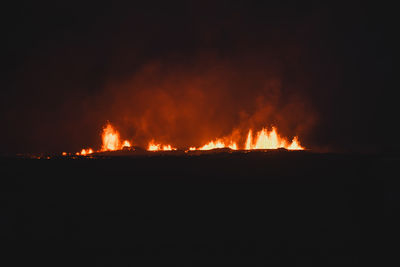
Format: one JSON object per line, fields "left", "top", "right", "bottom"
{"left": 100, "top": 123, "right": 132, "bottom": 151}
{"left": 122, "top": 140, "right": 131, "bottom": 148}
{"left": 245, "top": 127, "right": 303, "bottom": 150}
{"left": 76, "top": 123, "right": 134, "bottom": 155}
{"left": 75, "top": 122, "right": 304, "bottom": 154}
{"left": 148, "top": 142, "right": 160, "bottom": 151}
{"left": 245, "top": 130, "right": 253, "bottom": 150}
{"left": 147, "top": 141, "right": 176, "bottom": 151}
{"left": 229, "top": 142, "right": 238, "bottom": 150}
{"left": 198, "top": 140, "right": 225, "bottom": 150}
{"left": 101, "top": 123, "right": 121, "bottom": 151}
{"left": 162, "top": 145, "right": 174, "bottom": 151}
{"left": 196, "top": 139, "right": 238, "bottom": 150}
{"left": 76, "top": 148, "right": 93, "bottom": 156}
{"left": 287, "top": 136, "right": 304, "bottom": 150}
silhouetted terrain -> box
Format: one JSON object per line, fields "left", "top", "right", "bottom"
{"left": 1, "top": 151, "right": 397, "bottom": 266}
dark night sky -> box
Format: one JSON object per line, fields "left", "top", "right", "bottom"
{"left": 1, "top": 1, "right": 397, "bottom": 154}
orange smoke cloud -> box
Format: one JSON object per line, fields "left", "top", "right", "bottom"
{"left": 94, "top": 59, "right": 314, "bottom": 150}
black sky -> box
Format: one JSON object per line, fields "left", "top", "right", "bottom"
{"left": 1, "top": 1, "right": 397, "bottom": 154}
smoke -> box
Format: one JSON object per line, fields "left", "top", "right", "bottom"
{"left": 1, "top": 48, "right": 316, "bottom": 153}
{"left": 95, "top": 54, "right": 316, "bottom": 149}
{"left": 1, "top": 2, "right": 395, "bottom": 154}
{"left": 1, "top": 2, "right": 331, "bottom": 153}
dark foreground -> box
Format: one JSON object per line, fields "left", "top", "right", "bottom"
{"left": 1, "top": 151, "right": 397, "bottom": 266}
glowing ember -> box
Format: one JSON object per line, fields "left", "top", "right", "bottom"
{"left": 81, "top": 148, "right": 93, "bottom": 155}
{"left": 75, "top": 148, "right": 94, "bottom": 156}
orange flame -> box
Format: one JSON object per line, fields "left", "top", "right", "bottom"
{"left": 287, "top": 136, "right": 303, "bottom": 150}
{"left": 197, "top": 139, "right": 238, "bottom": 150}
{"left": 100, "top": 123, "right": 132, "bottom": 151}
{"left": 245, "top": 127, "right": 303, "bottom": 150}
{"left": 102, "top": 123, "right": 121, "bottom": 151}
{"left": 75, "top": 122, "right": 304, "bottom": 154}
{"left": 122, "top": 140, "right": 131, "bottom": 148}
{"left": 162, "top": 144, "right": 175, "bottom": 151}
{"left": 147, "top": 141, "right": 176, "bottom": 151}
{"left": 76, "top": 148, "right": 93, "bottom": 156}
{"left": 76, "top": 123, "right": 133, "bottom": 155}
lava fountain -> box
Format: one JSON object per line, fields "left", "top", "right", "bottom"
{"left": 147, "top": 141, "right": 176, "bottom": 151}
{"left": 245, "top": 127, "right": 303, "bottom": 150}
{"left": 71, "top": 122, "right": 304, "bottom": 156}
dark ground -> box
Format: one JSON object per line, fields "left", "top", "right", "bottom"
{"left": 1, "top": 151, "right": 397, "bottom": 266}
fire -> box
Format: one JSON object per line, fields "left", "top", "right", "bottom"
{"left": 148, "top": 142, "right": 161, "bottom": 151}
{"left": 101, "top": 123, "right": 132, "bottom": 151}
{"left": 80, "top": 148, "right": 94, "bottom": 155}
{"left": 75, "top": 148, "right": 94, "bottom": 156}
{"left": 190, "top": 127, "right": 303, "bottom": 151}
{"left": 197, "top": 139, "right": 238, "bottom": 150}
{"left": 245, "top": 127, "right": 303, "bottom": 150}
{"left": 102, "top": 123, "right": 121, "bottom": 151}
{"left": 245, "top": 130, "right": 252, "bottom": 150}
{"left": 147, "top": 141, "right": 176, "bottom": 151}
{"left": 75, "top": 123, "right": 132, "bottom": 156}
{"left": 162, "top": 145, "right": 174, "bottom": 151}
{"left": 122, "top": 140, "right": 131, "bottom": 148}
{"left": 287, "top": 136, "right": 303, "bottom": 150}
{"left": 199, "top": 140, "right": 225, "bottom": 150}
{"left": 74, "top": 122, "right": 304, "bottom": 155}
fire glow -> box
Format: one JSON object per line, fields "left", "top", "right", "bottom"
{"left": 197, "top": 140, "right": 238, "bottom": 151}
{"left": 245, "top": 127, "right": 303, "bottom": 150}
{"left": 148, "top": 141, "right": 176, "bottom": 151}
{"left": 72, "top": 122, "right": 304, "bottom": 156}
